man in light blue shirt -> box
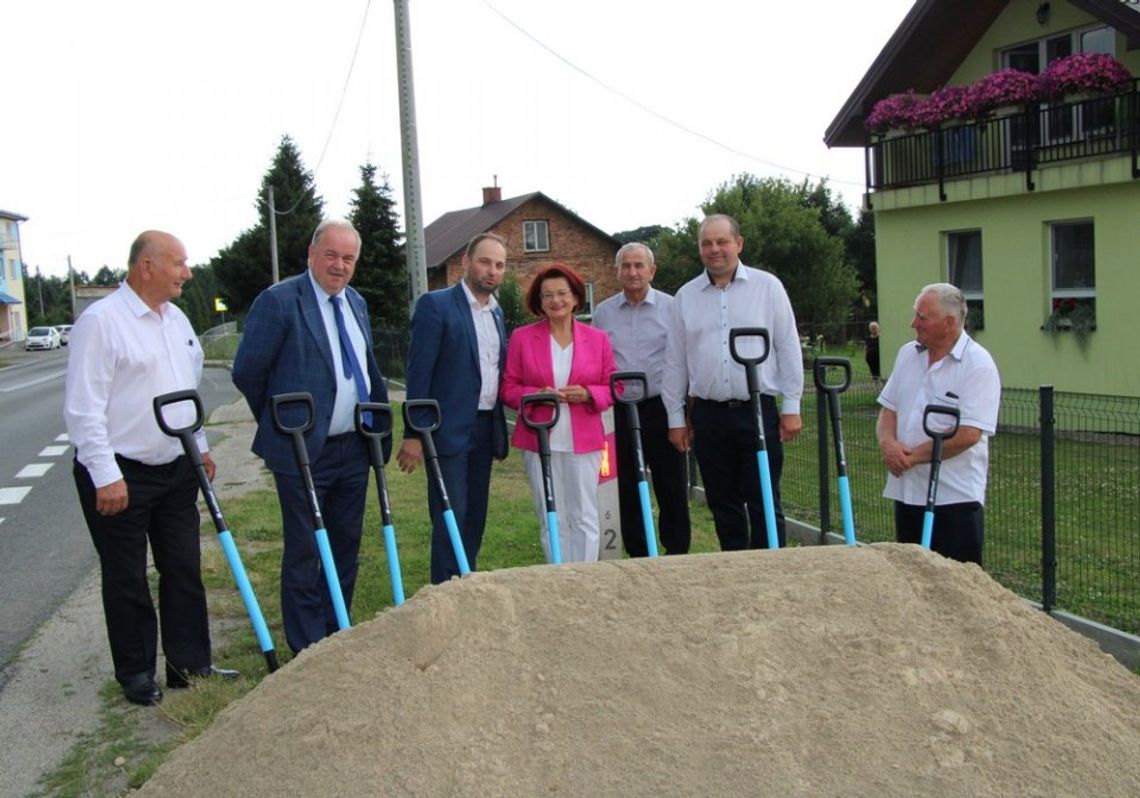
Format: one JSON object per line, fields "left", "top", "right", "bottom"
{"left": 594, "top": 242, "right": 691, "bottom": 556}
{"left": 662, "top": 214, "right": 803, "bottom": 550}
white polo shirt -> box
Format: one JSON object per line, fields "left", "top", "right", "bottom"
{"left": 877, "top": 331, "right": 1001, "bottom": 506}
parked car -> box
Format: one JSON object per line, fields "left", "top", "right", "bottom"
{"left": 54, "top": 324, "right": 74, "bottom": 345}
{"left": 25, "top": 326, "right": 62, "bottom": 351}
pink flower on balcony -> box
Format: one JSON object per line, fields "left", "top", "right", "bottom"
{"left": 964, "top": 69, "right": 1039, "bottom": 116}
{"left": 866, "top": 91, "right": 926, "bottom": 132}
{"left": 1038, "top": 53, "right": 1132, "bottom": 99}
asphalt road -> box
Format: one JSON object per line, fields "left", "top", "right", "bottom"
{"left": 0, "top": 345, "right": 239, "bottom": 677}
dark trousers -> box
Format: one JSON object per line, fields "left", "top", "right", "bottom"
{"left": 691, "top": 396, "right": 786, "bottom": 551}
{"left": 273, "top": 432, "right": 370, "bottom": 653}
{"left": 74, "top": 455, "right": 211, "bottom": 684}
{"left": 614, "top": 396, "right": 691, "bottom": 556}
{"left": 429, "top": 412, "right": 495, "bottom": 584}
{"left": 895, "top": 500, "right": 984, "bottom": 566}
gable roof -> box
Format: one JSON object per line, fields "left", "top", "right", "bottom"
{"left": 824, "top": 0, "right": 1140, "bottom": 148}
{"left": 424, "top": 191, "right": 620, "bottom": 269}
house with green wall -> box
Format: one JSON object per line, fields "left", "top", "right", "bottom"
{"left": 826, "top": 0, "right": 1140, "bottom": 396}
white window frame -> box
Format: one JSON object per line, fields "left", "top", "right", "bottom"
{"left": 576, "top": 281, "right": 595, "bottom": 321}
{"left": 523, "top": 220, "right": 550, "bottom": 253}
{"left": 946, "top": 229, "right": 984, "bottom": 331}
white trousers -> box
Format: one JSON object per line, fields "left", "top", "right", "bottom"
{"left": 523, "top": 449, "right": 603, "bottom": 563}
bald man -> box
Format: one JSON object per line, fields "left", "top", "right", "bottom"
{"left": 65, "top": 231, "right": 236, "bottom": 707}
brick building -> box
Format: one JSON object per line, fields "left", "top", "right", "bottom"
{"left": 424, "top": 186, "right": 621, "bottom": 317}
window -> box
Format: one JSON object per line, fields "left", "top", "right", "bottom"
{"left": 947, "top": 230, "right": 984, "bottom": 331}
{"left": 577, "top": 281, "right": 595, "bottom": 321}
{"left": 1049, "top": 220, "right": 1095, "bottom": 328}
{"left": 523, "top": 220, "right": 549, "bottom": 252}
{"left": 1002, "top": 25, "right": 1116, "bottom": 143}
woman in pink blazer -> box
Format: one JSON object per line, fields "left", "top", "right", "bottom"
{"left": 501, "top": 263, "right": 616, "bottom": 562}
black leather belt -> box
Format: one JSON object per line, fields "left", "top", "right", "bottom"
{"left": 694, "top": 398, "right": 749, "bottom": 409}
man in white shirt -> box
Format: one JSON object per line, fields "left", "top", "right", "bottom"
{"left": 877, "top": 283, "right": 1000, "bottom": 564}
{"left": 397, "top": 233, "right": 510, "bottom": 584}
{"left": 593, "top": 242, "right": 691, "bottom": 556}
{"left": 662, "top": 214, "right": 803, "bottom": 550}
{"left": 65, "top": 230, "right": 236, "bottom": 706}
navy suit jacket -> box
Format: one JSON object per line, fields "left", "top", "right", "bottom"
{"left": 404, "top": 282, "right": 508, "bottom": 459}
{"left": 232, "top": 272, "right": 390, "bottom": 475}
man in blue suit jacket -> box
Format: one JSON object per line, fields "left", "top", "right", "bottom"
{"left": 397, "top": 233, "right": 509, "bottom": 584}
{"left": 233, "top": 219, "right": 390, "bottom": 653}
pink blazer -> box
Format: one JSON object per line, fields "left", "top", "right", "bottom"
{"left": 501, "top": 319, "right": 616, "bottom": 454}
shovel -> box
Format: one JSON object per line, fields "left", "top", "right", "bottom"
{"left": 921, "top": 404, "right": 961, "bottom": 550}
{"left": 403, "top": 398, "right": 470, "bottom": 576}
{"left": 813, "top": 356, "right": 857, "bottom": 546}
{"left": 355, "top": 402, "right": 405, "bottom": 606}
{"left": 728, "top": 327, "right": 779, "bottom": 550}
{"left": 153, "top": 389, "right": 279, "bottom": 673}
{"left": 270, "top": 392, "right": 350, "bottom": 630}
{"left": 519, "top": 393, "right": 563, "bottom": 564}
{"left": 609, "top": 371, "right": 659, "bottom": 558}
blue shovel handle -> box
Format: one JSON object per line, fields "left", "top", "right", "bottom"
{"left": 756, "top": 450, "right": 779, "bottom": 550}
{"left": 314, "top": 527, "right": 351, "bottom": 629}
{"left": 218, "top": 531, "right": 279, "bottom": 669}
{"left": 837, "top": 475, "right": 856, "bottom": 546}
{"left": 442, "top": 509, "right": 471, "bottom": 575}
{"left": 637, "top": 481, "right": 659, "bottom": 557}
{"left": 383, "top": 525, "right": 405, "bottom": 605}
{"left": 546, "top": 511, "right": 562, "bottom": 565}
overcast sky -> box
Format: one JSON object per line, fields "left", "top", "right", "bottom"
{"left": 3, "top": 0, "right": 914, "bottom": 279}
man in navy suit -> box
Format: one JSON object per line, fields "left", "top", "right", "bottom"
{"left": 397, "top": 232, "right": 509, "bottom": 584}
{"left": 233, "top": 219, "right": 390, "bottom": 653}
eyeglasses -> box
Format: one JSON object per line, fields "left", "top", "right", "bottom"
{"left": 540, "top": 289, "right": 574, "bottom": 301}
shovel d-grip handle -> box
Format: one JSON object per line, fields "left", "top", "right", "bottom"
{"left": 153, "top": 389, "right": 205, "bottom": 438}
{"left": 813, "top": 356, "right": 852, "bottom": 394}
{"left": 610, "top": 371, "right": 648, "bottom": 406}
{"left": 923, "top": 404, "right": 961, "bottom": 441}
{"left": 271, "top": 392, "right": 315, "bottom": 435}
{"left": 519, "top": 393, "right": 561, "bottom": 432}
{"left": 402, "top": 398, "right": 441, "bottom": 435}
{"left": 355, "top": 402, "right": 393, "bottom": 440}
{"left": 729, "top": 327, "right": 771, "bottom": 367}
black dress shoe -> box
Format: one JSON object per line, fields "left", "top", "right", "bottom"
{"left": 121, "top": 674, "right": 163, "bottom": 706}
{"left": 166, "top": 664, "right": 241, "bottom": 689}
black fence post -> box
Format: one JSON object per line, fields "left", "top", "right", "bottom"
{"left": 1040, "top": 385, "right": 1056, "bottom": 612}
{"left": 817, "top": 380, "right": 831, "bottom": 540}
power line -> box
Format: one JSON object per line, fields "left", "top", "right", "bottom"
{"left": 480, "top": 0, "right": 864, "bottom": 188}
{"left": 271, "top": 0, "right": 373, "bottom": 219}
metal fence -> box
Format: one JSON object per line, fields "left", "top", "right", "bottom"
{"left": 777, "top": 378, "right": 1140, "bottom": 635}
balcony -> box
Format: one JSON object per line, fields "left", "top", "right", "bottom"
{"left": 865, "top": 79, "right": 1140, "bottom": 200}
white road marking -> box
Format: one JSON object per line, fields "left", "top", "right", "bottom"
{"left": 16, "top": 464, "right": 53, "bottom": 478}
{"left": 55, "top": 433, "right": 69, "bottom": 442}
{"left": 0, "top": 487, "right": 33, "bottom": 505}
{"left": 0, "top": 369, "right": 67, "bottom": 393}
{"left": 39, "top": 445, "right": 69, "bottom": 457}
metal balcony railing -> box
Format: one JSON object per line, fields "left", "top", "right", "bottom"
{"left": 865, "top": 79, "right": 1140, "bottom": 200}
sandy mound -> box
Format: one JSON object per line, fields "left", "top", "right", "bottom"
{"left": 138, "top": 544, "right": 1140, "bottom": 797}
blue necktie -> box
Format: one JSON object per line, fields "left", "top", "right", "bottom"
{"left": 331, "top": 295, "right": 372, "bottom": 427}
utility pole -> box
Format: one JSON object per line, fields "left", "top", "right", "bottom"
{"left": 393, "top": 0, "right": 429, "bottom": 310}
{"left": 35, "top": 266, "right": 44, "bottom": 317}
{"left": 268, "top": 185, "right": 281, "bottom": 284}
{"left": 67, "top": 255, "right": 76, "bottom": 321}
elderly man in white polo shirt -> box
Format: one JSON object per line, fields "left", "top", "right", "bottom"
{"left": 876, "top": 283, "right": 1001, "bottom": 565}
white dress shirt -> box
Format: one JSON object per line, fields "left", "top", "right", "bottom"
{"left": 460, "top": 279, "right": 501, "bottom": 411}
{"left": 308, "top": 271, "right": 370, "bottom": 436}
{"left": 878, "top": 332, "right": 1001, "bottom": 505}
{"left": 662, "top": 263, "right": 803, "bottom": 428}
{"left": 548, "top": 338, "right": 575, "bottom": 452}
{"left": 592, "top": 287, "right": 671, "bottom": 398}
{"left": 64, "top": 282, "right": 208, "bottom": 488}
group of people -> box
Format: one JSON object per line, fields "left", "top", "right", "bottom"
{"left": 63, "top": 213, "right": 999, "bottom": 708}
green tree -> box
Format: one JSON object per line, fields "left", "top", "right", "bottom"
{"left": 213, "top": 135, "right": 324, "bottom": 313}
{"left": 613, "top": 224, "right": 667, "bottom": 251}
{"left": 496, "top": 272, "right": 528, "bottom": 336}
{"left": 846, "top": 205, "right": 877, "bottom": 316}
{"left": 653, "top": 175, "right": 859, "bottom": 330}
{"left": 22, "top": 266, "right": 73, "bottom": 326}
{"left": 347, "top": 162, "right": 407, "bottom": 330}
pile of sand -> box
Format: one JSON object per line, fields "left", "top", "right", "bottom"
{"left": 138, "top": 544, "right": 1140, "bottom": 797}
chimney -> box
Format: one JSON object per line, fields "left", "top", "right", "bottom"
{"left": 482, "top": 185, "right": 502, "bottom": 205}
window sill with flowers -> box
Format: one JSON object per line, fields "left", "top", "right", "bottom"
{"left": 1042, "top": 298, "right": 1096, "bottom": 345}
